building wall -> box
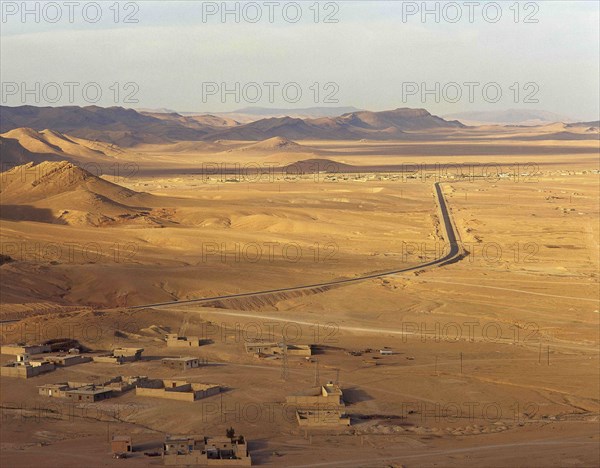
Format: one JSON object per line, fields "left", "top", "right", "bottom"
{"left": 38, "top": 387, "right": 68, "bottom": 398}
{"left": 246, "top": 344, "right": 311, "bottom": 356}
{"left": 163, "top": 453, "right": 208, "bottom": 466}
{"left": 136, "top": 387, "right": 197, "bottom": 401}
{"left": 113, "top": 349, "right": 143, "bottom": 359}
{"left": 1, "top": 345, "right": 51, "bottom": 355}
{"left": 0, "top": 366, "right": 30, "bottom": 378}
{"left": 245, "top": 344, "right": 276, "bottom": 354}
{"left": 65, "top": 393, "right": 94, "bottom": 402}
{"left": 65, "top": 390, "right": 112, "bottom": 402}
{"left": 93, "top": 356, "right": 122, "bottom": 364}
{"left": 286, "top": 395, "right": 342, "bottom": 406}
{"left": 286, "top": 347, "right": 312, "bottom": 357}
{"left": 163, "top": 453, "right": 251, "bottom": 466}
{"left": 167, "top": 340, "right": 200, "bottom": 348}
{"left": 286, "top": 350, "right": 307, "bottom": 356}
{"left": 1, "top": 362, "right": 54, "bottom": 378}
{"left": 162, "top": 360, "right": 200, "bottom": 370}
{"left": 163, "top": 380, "right": 192, "bottom": 391}
{"left": 162, "top": 360, "right": 188, "bottom": 370}
{"left": 296, "top": 410, "right": 350, "bottom": 426}
{"left": 111, "top": 440, "right": 132, "bottom": 453}
{"left": 136, "top": 385, "right": 219, "bottom": 401}
{"left": 192, "top": 386, "right": 220, "bottom": 400}
{"left": 47, "top": 356, "right": 92, "bottom": 367}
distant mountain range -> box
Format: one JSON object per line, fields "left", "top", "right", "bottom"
{"left": 0, "top": 105, "right": 464, "bottom": 147}
{"left": 232, "top": 106, "right": 362, "bottom": 117}
{"left": 213, "top": 106, "right": 363, "bottom": 122}
{"left": 443, "top": 109, "right": 577, "bottom": 126}
{"left": 139, "top": 106, "right": 362, "bottom": 121}
{"left": 205, "top": 108, "right": 465, "bottom": 141}
{"left": 0, "top": 105, "right": 231, "bottom": 146}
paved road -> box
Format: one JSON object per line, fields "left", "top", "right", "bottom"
{"left": 129, "top": 182, "right": 463, "bottom": 310}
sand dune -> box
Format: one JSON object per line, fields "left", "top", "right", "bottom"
{"left": 141, "top": 111, "right": 240, "bottom": 128}
{"left": 1, "top": 127, "right": 123, "bottom": 160}
{"left": 3, "top": 127, "right": 67, "bottom": 154}
{"left": 0, "top": 135, "right": 64, "bottom": 165}
{"left": 227, "top": 136, "right": 306, "bottom": 153}
{"left": 514, "top": 131, "right": 599, "bottom": 141}
{"left": 0, "top": 160, "right": 140, "bottom": 202}
{"left": 0, "top": 161, "right": 159, "bottom": 225}
{"left": 283, "top": 158, "right": 357, "bottom": 174}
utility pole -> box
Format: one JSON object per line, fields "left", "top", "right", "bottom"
{"left": 280, "top": 341, "right": 288, "bottom": 381}
{"left": 460, "top": 352, "right": 463, "bottom": 374}
{"left": 314, "top": 358, "right": 320, "bottom": 386}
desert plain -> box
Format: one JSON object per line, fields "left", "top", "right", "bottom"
{"left": 0, "top": 112, "right": 599, "bottom": 467}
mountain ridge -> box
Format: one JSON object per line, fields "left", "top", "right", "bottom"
{"left": 1, "top": 105, "right": 465, "bottom": 146}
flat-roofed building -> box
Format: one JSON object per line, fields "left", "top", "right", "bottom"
{"left": 38, "top": 382, "right": 113, "bottom": 401}
{"left": 65, "top": 385, "right": 112, "bottom": 402}
{"left": 1, "top": 357, "right": 55, "bottom": 379}
{"left": 0, "top": 344, "right": 51, "bottom": 356}
{"left": 113, "top": 347, "right": 144, "bottom": 360}
{"left": 286, "top": 381, "right": 344, "bottom": 406}
{"left": 93, "top": 348, "right": 144, "bottom": 364}
{"left": 166, "top": 334, "right": 201, "bottom": 348}
{"left": 105, "top": 375, "right": 148, "bottom": 394}
{"left": 111, "top": 435, "right": 132, "bottom": 454}
{"left": 296, "top": 407, "right": 350, "bottom": 427}
{"left": 286, "top": 382, "right": 350, "bottom": 427}
{"left": 44, "top": 354, "right": 92, "bottom": 367}
{"left": 38, "top": 383, "right": 70, "bottom": 398}
{"left": 163, "top": 435, "right": 251, "bottom": 466}
{"left": 162, "top": 357, "right": 202, "bottom": 371}
{"left": 244, "top": 341, "right": 312, "bottom": 357}
{"left": 39, "top": 376, "right": 146, "bottom": 399}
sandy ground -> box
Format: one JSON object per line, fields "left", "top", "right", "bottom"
{"left": 1, "top": 135, "right": 599, "bottom": 467}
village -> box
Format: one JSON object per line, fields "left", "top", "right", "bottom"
{"left": 0, "top": 321, "right": 399, "bottom": 466}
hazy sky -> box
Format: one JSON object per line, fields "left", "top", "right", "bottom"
{"left": 1, "top": 1, "right": 598, "bottom": 119}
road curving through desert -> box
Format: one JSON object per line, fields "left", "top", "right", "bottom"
{"left": 129, "top": 182, "right": 464, "bottom": 310}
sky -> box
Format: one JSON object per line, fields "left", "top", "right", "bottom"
{"left": 1, "top": 1, "right": 599, "bottom": 120}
